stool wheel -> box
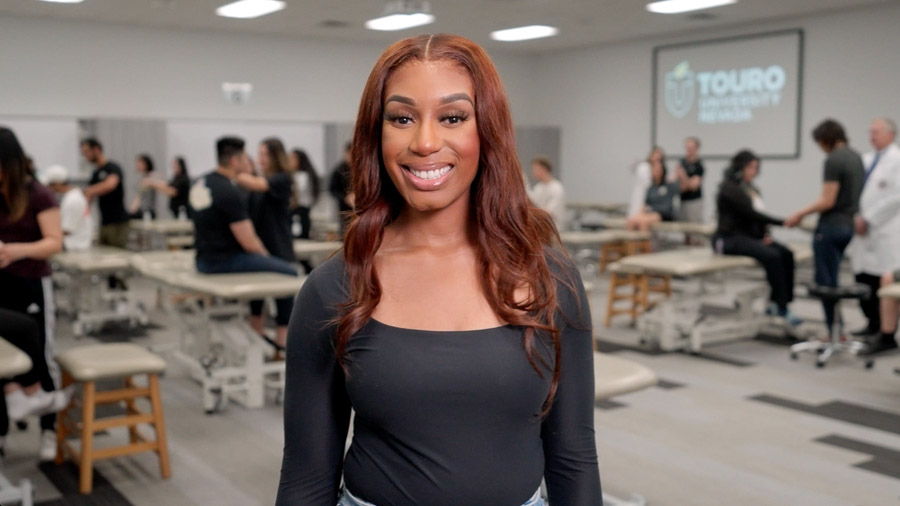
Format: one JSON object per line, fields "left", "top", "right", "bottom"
{"left": 816, "top": 359, "right": 825, "bottom": 368}
{"left": 865, "top": 360, "right": 875, "bottom": 370}
{"left": 790, "top": 352, "right": 797, "bottom": 361}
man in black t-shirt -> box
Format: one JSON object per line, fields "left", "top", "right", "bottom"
{"left": 82, "top": 138, "right": 130, "bottom": 248}
{"left": 189, "top": 136, "right": 298, "bottom": 350}
{"left": 674, "top": 136, "right": 705, "bottom": 224}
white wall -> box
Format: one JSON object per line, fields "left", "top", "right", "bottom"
{"left": 0, "top": 117, "right": 80, "bottom": 179}
{"left": 531, "top": 2, "right": 900, "bottom": 222}
{"left": 0, "top": 15, "right": 538, "bottom": 125}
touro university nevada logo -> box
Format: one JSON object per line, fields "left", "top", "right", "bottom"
{"left": 663, "top": 59, "right": 788, "bottom": 124}
{"left": 664, "top": 61, "right": 695, "bottom": 119}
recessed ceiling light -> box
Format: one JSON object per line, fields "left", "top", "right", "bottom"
{"left": 646, "top": 0, "right": 737, "bottom": 14}
{"left": 366, "top": 0, "right": 435, "bottom": 31}
{"left": 490, "top": 25, "right": 558, "bottom": 42}
{"left": 216, "top": 0, "right": 285, "bottom": 19}
{"left": 38, "top": 0, "right": 85, "bottom": 3}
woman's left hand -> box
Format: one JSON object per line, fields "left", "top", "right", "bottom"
{"left": 0, "top": 242, "right": 26, "bottom": 268}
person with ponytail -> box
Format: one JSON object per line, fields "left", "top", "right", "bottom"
{"left": 276, "top": 34, "right": 601, "bottom": 505}
{"left": 714, "top": 149, "right": 801, "bottom": 325}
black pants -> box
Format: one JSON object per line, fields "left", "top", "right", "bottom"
{"left": 0, "top": 272, "right": 57, "bottom": 434}
{"left": 716, "top": 235, "right": 795, "bottom": 310}
{"left": 292, "top": 206, "right": 314, "bottom": 274}
{"left": 855, "top": 272, "right": 882, "bottom": 331}
{"left": 0, "top": 308, "right": 52, "bottom": 437}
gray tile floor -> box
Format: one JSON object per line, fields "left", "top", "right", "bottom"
{"left": 4, "top": 269, "right": 900, "bottom": 505}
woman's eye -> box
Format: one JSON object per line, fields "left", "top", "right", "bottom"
{"left": 442, "top": 113, "right": 469, "bottom": 125}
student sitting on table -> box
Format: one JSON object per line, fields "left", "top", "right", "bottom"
{"left": 189, "top": 136, "right": 298, "bottom": 350}
{"left": 627, "top": 158, "right": 679, "bottom": 232}
{"left": 714, "top": 150, "right": 801, "bottom": 326}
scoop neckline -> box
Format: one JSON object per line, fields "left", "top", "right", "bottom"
{"left": 369, "top": 317, "right": 515, "bottom": 334}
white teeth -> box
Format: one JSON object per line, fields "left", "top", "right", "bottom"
{"left": 411, "top": 165, "right": 452, "bottom": 181}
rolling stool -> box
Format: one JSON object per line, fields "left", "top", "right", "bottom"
{"left": 790, "top": 284, "right": 874, "bottom": 369}
{"left": 55, "top": 343, "right": 170, "bottom": 494}
{"left": 0, "top": 337, "right": 35, "bottom": 506}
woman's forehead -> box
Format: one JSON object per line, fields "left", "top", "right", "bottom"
{"left": 384, "top": 60, "right": 475, "bottom": 100}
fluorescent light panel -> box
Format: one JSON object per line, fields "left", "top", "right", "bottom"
{"left": 216, "top": 0, "right": 285, "bottom": 19}
{"left": 365, "top": 13, "right": 434, "bottom": 31}
{"left": 646, "top": 0, "right": 737, "bottom": 14}
{"left": 490, "top": 25, "right": 558, "bottom": 42}
{"left": 38, "top": 0, "right": 85, "bottom": 3}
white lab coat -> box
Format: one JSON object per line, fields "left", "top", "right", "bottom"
{"left": 530, "top": 179, "right": 567, "bottom": 231}
{"left": 628, "top": 161, "right": 652, "bottom": 217}
{"left": 848, "top": 143, "right": 900, "bottom": 275}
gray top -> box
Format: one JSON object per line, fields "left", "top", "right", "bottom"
{"left": 137, "top": 178, "right": 157, "bottom": 215}
{"left": 276, "top": 251, "right": 602, "bottom": 505}
{"left": 645, "top": 182, "right": 680, "bottom": 220}
{"left": 819, "top": 146, "right": 864, "bottom": 229}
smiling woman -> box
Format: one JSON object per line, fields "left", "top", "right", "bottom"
{"left": 277, "top": 34, "right": 602, "bottom": 506}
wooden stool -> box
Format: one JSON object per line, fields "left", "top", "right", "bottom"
{"left": 598, "top": 238, "right": 652, "bottom": 273}
{"left": 605, "top": 265, "right": 671, "bottom": 327}
{"left": 55, "top": 343, "right": 170, "bottom": 494}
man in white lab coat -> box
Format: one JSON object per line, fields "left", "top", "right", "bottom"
{"left": 849, "top": 118, "right": 900, "bottom": 354}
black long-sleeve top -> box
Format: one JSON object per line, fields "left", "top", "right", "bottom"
{"left": 715, "top": 180, "right": 784, "bottom": 239}
{"left": 276, "top": 251, "right": 602, "bottom": 505}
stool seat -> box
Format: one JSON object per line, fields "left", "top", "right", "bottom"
{"left": 593, "top": 353, "right": 657, "bottom": 400}
{"left": 56, "top": 343, "right": 165, "bottom": 381}
{"left": 0, "top": 337, "right": 33, "bottom": 378}
{"left": 807, "top": 283, "right": 870, "bottom": 301}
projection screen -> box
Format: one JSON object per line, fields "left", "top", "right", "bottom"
{"left": 652, "top": 29, "right": 803, "bottom": 159}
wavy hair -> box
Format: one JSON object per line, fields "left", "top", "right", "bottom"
{"left": 339, "top": 34, "right": 569, "bottom": 414}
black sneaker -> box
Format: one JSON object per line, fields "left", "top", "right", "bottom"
{"left": 863, "top": 339, "right": 899, "bottom": 356}
{"left": 851, "top": 326, "right": 879, "bottom": 337}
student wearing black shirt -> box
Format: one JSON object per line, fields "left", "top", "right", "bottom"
{"left": 714, "top": 150, "right": 800, "bottom": 325}
{"left": 328, "top": 142, "right": 353, "bottom": 237}
{"left": 674, "top": 136, "right": 705, "bottom": 223}
{"left": 144, "top": 156, "right": 191, "bottom": 219}
{"left": 786, "top": 120, "right": 865, "bottom": 334}
{"left": 235, "top": 137, "right": 298, "bottom": 345}
{"left": 277, "top": 34, "right": 601, "bottom": 506}
{"left": 189, "top": 137, "right": 298, "bottom": 349}
{"left": 81, "top": 138, "right": 130, "bottom": 248}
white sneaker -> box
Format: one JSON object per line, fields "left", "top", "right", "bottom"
{"left": 5, "top": 387, "right": 75, "bottom": 421}
{"left": 6, "top": 389, "right": 32, "bottom": 421}
{"left": 39, "top": 430, "right": 57, "bottom": 462}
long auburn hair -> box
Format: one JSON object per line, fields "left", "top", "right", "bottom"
{"left": 339, "top": 34, "right": 569, "bottom": 414}
{"left": 0, "top": 127, "right": 31, "bottom": 222}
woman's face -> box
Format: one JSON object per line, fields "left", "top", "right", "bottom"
{"left": 649, "top": 149, "right": 663, "bottom": 166}
{"left": 289, "top": 151, "right": 299, "bottom": 171}
{"left": 257, "top": 144, "right": 271, "bottom": 174}
{"left": 743, "top": 159, "right": 759, "bottom": 182}
{"left": 136, "top": 158, "right": 147, "bottom": 175}
{"left": 381, "top": 60, "right": 480, "bottom": 214}
{"left": 171, "top": 159, "right": 181, "bottom": 175}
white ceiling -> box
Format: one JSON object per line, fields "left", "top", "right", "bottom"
{"left": 1, "top": 0, "right": 895, "bottom": 54}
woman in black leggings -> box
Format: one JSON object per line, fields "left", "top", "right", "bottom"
{"left": 0, "top": 126, "right": 67, "bottom": 460}
{"left": 714, "top": 150, "right": 801, "bottom": 325}
{"left": 1, "top": 308, "right": 71, "bottom": 454}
